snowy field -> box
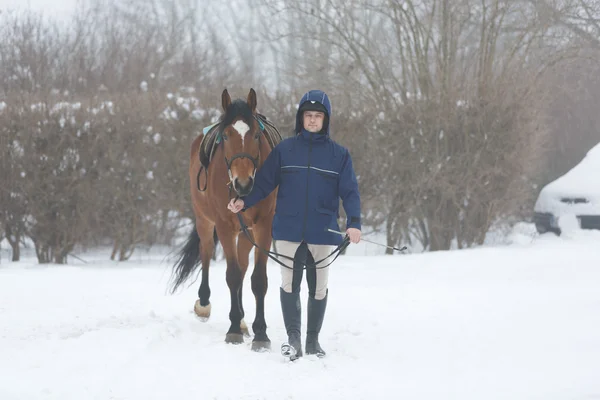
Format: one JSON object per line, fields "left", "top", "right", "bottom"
{"left": 1, "top": 227, "right": 600, "bottom": 400}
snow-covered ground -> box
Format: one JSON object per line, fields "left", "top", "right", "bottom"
{"left": 1, "top": 227, "right": 600, "bottom": 400}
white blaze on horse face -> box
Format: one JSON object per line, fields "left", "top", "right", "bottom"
{"left": 232, "top": 120, "right": 250, "bottom": 145}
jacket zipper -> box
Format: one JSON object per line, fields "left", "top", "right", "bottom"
{"left": 301, "top": 133, "right": 314, "bottom": 240}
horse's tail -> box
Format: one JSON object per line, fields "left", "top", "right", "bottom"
{"left": 169, "top": 227, "right": 201, "bottom": 294}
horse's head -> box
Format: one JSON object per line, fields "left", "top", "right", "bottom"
{"left": 220, "top": 88, "right": 263, "bottom": 197}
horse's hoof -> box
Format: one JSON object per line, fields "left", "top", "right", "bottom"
{"left": 240, "top": 320, "right": 250, "bottom": 337}
{"left": 251, "top": 340, "right": 271, "bottom": 352}
{"left": 225, "top": 332, "right": 244, "bottom": 344}
{"left": 194, "top": 300, "right": 211, "bottom": 320}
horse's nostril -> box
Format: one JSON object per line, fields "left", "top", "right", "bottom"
{"left": 234, "top": 178, "right": 253, "bottom": 195}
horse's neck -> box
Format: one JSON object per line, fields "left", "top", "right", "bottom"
{"left": 258, "top": 135, "right": 273, "bottom": 168}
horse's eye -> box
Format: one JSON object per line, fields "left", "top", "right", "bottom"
{"left": 254, "top": 132, "right": 260, "bottom": 140}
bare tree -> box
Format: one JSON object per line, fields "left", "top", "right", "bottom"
{"left": 258, "top": 0, "right": 570, "bottom": 251}
{"left": 530, "top": 0, "right": 600, "bottom": 48}
{"left": 535, "top": 49, "right": 600, "bottom": 185}
{"left": 0, "top": 105, "right": 28, "bottom": 261}
{"left": 1, "top": 0, "right": 592, "bottom": 263}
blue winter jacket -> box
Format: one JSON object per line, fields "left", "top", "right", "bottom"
{"left": 242, "top": 90, "right": 361, "bottom": 245}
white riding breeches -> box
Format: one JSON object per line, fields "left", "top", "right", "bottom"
{"left": 275, "top": 240, "right": 332, "bottom": 300}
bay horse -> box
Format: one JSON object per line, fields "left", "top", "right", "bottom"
{"left": 170, "top": 88, "right": 281, "bottom": 351}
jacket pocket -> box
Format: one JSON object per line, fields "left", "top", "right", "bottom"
{"left": 316, "top": 206, "right": 334, "bottom": 215}
{"left": 314, "top": 206, "right": 337, "bottom": 233}
{"left": 315, "top": 170, "right": 338, "bottom": 181}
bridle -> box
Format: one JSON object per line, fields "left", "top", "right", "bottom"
{"left": 197, "top": 116, "right": 262, "bottom": 194}
{"left": 224, "top": 145, "right": 260, "bottom": 191}
{"left": 223, "top": 117, "right": 263, "bottom": 196}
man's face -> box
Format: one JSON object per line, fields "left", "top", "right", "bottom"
{"left": 303, "top": 111, "right": 325, "bottom": 133}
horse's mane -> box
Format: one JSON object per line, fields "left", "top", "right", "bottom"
{"left": 219, "top": 100, "right": 253, "bottom": 135}
{"left": 256, "top": 113, "right": 283, "bottom": 150}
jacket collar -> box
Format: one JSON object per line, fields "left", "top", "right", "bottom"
{"left": 298, "top": 128, "right": 329, "bottom": 143}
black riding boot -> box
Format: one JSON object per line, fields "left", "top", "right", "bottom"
{"left": 280, "top": 288, "right": 302, "bottom": 358}
{"left": 305, "top": 291, "right": 327, "bottom": 357}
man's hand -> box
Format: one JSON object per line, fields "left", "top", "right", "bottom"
{"left": 227, "top": 198, "right": 245, "bottom": 213}
{"left": 346, "top": 228, "right": 361, "bottom": 243}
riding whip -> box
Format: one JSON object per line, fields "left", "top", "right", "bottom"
{"left": 326, "top": 229, "right": 407, "bottom": 252}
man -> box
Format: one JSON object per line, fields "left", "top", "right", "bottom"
{"left": 228, "top": 89, "right": 361, "bottom": 359}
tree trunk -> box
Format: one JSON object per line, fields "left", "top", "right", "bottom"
{"left": 385, "top": 217, "right": 394, "bottom": 255}
{"left": 53, "top": 243, "right": 74, "bottom": 264}
{"left": 5, "top": 226, "right": 21, "bottom": 262}
{"left": 111, "top": 241, "right": 119, "bottom": 261}
{"left": 119, "top": 242, "right": 135, "bottom": 261}
{"left": 6, "top": 232, "right": 20, "bottom": 262}
{"left": 34, "top": 240, "right": 51, "bottom": 264}
{"left": 11, "top": 240, "right": 20, "bottom": 262}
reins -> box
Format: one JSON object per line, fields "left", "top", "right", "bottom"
{"left": 234, "top": 207, "right": 350, "bottom": 271}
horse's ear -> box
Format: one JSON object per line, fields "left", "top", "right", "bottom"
{"left": 247, "top": 88, "right": 257, "bottom": 113}
{"left": 222, "top": 89, "right": 231, "bottom": 111}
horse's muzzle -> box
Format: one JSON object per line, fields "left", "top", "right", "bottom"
{"left": 233, "top": 177, "right": 254, "bottom": 196}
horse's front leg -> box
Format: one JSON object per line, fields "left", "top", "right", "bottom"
{"left": 216, "top": 221, "right": 245, "bottom": 344}
{"left": 250, "top": 218, "right": 272, "bottom": 351}
{"left": 237, "top": 230, "right": 255, "bottom": 337}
